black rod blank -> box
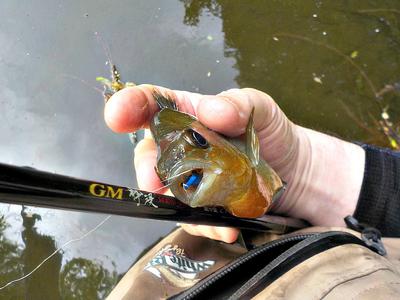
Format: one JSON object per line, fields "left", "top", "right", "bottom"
{"left": 0, "top": 163, "right": 307, "bottom": 232}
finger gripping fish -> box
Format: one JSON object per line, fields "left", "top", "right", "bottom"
{"left": 151, "top": 91, "right": 285, "bottom": 218}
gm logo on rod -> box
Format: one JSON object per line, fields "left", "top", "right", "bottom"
{"left": 89, "top": 183, "right": 123, "bottom": 200}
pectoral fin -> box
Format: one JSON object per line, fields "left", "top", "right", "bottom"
{"left": 245, "top": 108, "right": 260, "bottom": 166}
{"left": 272, "top": 181, "right": 286, "bottom": 203}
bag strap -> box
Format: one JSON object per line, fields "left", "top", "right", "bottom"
{"left": 171, "top": 231, "right": 375, "bottom": 300}
{"left": 170, "top": 233, "right": 312, "bottom": 300}
{"left": 230, "top": 231, "right": 372, "bottom": 299}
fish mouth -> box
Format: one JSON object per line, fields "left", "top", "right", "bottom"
{"left": 181, "top": 169, "right": 203, "bottom": 192}
{"left": 169, "top": 161, "right": 220, "bottom": 207}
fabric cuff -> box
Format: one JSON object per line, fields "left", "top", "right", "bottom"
{"left": 353, "top": 144, "right": 400, "bottom": 236}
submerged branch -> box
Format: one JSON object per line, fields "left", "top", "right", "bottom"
{"left": 274, "top": 33, "right": 379, "bottom": 102}
{"left": 338, "top": 100, "right": 377, "bottom": 136}
{"left": 357, "top": 8, "right": 400, "bottom": 15}
{"left": 376, "top": 82, "right": 400, "bottom": 98}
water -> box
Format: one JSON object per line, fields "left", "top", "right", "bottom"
{"left": 0, "top": 0, "right": 399, "bottom": 298}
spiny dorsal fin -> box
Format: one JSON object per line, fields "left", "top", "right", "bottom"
{"left": 152, "top": 90, "right": 178, "bottom": 111}
{"left": 245, "top": 108, "right": 260, "bottom": 166}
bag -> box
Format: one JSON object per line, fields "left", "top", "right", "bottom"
{"left": 107, "top": 219, "right": 400, "bottom": 300}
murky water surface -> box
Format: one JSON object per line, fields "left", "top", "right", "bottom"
{"left": 0, "top": 0, "right": 399, "bottom": 298}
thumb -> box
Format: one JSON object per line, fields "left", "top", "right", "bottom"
{"left": 197, "top": 88, "right": 297, "bottom": 173}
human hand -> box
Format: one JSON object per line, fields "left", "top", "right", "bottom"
{"left": 104, "top": 85, "right": 365, "bottom": 243}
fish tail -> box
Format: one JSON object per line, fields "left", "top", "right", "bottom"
{"left": 152, "top": 89, "right": 178, "bottom": 111}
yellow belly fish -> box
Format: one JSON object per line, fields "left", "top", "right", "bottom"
{"left": 151, "top": 92, "right": 285, "bottom": 218}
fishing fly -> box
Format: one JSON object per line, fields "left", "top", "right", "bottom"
{"left": 93, "top": 32, "right": 138, "bottom": 144}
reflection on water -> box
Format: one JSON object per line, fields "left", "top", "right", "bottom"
{"left": 60, "top": 258, "right": 119, "bottom": 299}
{"left": 0, "top": 0, "right": 399, "bottom": 298}
{"left": 21, "top": 208, "right": 62, "bottom": 299}
{"left": 0, "top": 209, "right": 120, "bottom": 299}
{"left": 0, "top": 215, "right": 24, "bottom": 299}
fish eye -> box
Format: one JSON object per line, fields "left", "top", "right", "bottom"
{"left": 187, "top": 129, "right": 208, "bottom": 148}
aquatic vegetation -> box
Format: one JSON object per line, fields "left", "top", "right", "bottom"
{"left": 274, "top": 33, "right": 378, "bottom": 97}
{"left": 375, "top": 103, "right": 400, "bottom": 149}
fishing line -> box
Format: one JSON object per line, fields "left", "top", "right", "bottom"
{"left": 0, "top": 169, "right": 192, "bottom": 290}
{"left": 94, "top": 31, "right": 114, "bottom": 68}
{"left": 159, "top": 169, "right": 192, "bottom": 185}
{"left": 60, "top": 73, "right": 104, "bottom": 94}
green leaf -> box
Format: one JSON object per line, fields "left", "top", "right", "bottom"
{"left": 350, "top": 50, "right": 358, "bottom": 59}
{"left": 390, "top": 138, "right": 399, "bottom": 149}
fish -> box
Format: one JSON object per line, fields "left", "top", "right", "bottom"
{"left": 151, "top": 91, "right": 285, "bottom": 218}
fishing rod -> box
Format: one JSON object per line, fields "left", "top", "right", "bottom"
{"left": 0, "top": 163, "right": 307, "bottom": 233}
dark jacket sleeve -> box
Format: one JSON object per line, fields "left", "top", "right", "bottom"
{"left": 353, "top": 144, "right": 400, "bottom": 237}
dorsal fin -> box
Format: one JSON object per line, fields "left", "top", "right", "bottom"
{"left": 152, "top": 90, "right": 178, "bottom": 111}
{"left": 245, "top": 108, "right": 260, "bottom": 166}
